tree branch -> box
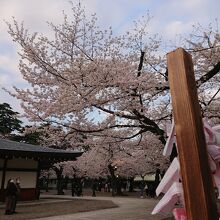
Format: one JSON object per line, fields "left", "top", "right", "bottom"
{"left": 196, "top": 62, "right": 220, "bottom": 87}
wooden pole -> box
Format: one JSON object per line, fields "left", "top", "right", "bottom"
{"left": 167, "top": 48, "right": 218, "bottom": 220}
{"left": 35, "top": 161, "right": 41, "bottom": 200}
{"left": 0, "top": 158, "right": 8, "bottom": 201}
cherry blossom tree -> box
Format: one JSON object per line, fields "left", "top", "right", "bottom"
{"left": 5, "top": 2, "right": 166, "bottom": 145}
{"left": 39, "top": 169, "right": 55, "bottom": 192}
{"left": 185, "top": 23, "right": 220, "bottom": 123}
{"left": 4, "top": 2, "right": 220, "bottom": 174}
{"left": 60, "top": 132, "right": 168, "bottom": 195}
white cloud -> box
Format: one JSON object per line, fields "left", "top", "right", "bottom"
{"left": 0, "top": 0, "right": 219, "bottom": 121}
{"left": 183, "top": 0, "right": 204, "bottom": 10}
{"left": 0, "top": 53, "right": 25, "bottom": 85}
{"left": 163, "top": 20, "right": 194, "bottom": 40}
{"left": 0, "top": 89, "right": 20, "bottom": 111}
{"left": 0, "top": 74, "right": 8, "bottom": 85}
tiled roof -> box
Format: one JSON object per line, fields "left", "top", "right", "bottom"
{"left": 0, "top": 138, "right": 83, "bottom": 161}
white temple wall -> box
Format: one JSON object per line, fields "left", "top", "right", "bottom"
{"left": 0, "top": 158, "right": 38, "bottom": 189}
{"left": 4, "top": 171, "right": 37, "bottom": 188}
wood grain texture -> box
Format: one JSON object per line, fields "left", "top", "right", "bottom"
{"left": 167, "top": 48, "right": 218, "bottom": 220}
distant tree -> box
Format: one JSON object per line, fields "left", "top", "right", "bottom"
{"left": 5, "top": 2, "right": 219, "bottom": 179}
{"left": 0, "top": 103, "right": 22, "bottom": 137}
{"left": 52, "top": 163, "right": 65, "bottom": 195}
{"left": 12, "top": 125, "right": 42, "bottom": 145}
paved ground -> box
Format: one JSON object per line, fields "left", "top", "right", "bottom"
{"left": 34, "top": 195, "right": 172, "bottom": 220}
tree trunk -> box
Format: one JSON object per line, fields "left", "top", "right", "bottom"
{"left": 53, "top": 167, "right": 64, "bottom": 195}
{"left": 128, "top": 177, "right": 134, "bottom": 192}
{"left": 108, "top": 164, "right": 117, "bottom": 196}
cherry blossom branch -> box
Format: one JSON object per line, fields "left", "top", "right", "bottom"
{"left": 206, "top": 88, "right": 220, "bottom": 106}
{"left": 155, "top": 61, "right": 220, "bottom": 91}
{"left": 93, "top": 105, "right": 139, "bottom": 120}
{"left": 196, "top": 62, "right": 220, "bottom": 87}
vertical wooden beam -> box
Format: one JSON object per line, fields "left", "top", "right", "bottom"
{"left": 35, "top": 161, "right": 41, "bottom": 200}
{"left": 0, "top": 158, "right": 8, "bottom": 201}
{"left": 167, "top": 48, "right": 218, "bottom": 220}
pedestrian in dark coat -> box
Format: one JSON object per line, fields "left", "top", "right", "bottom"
{"left": 5, "top": 179, "right": 18, "bottom": 215}
{"left": 92, "top": 179, "right": 97, "bottom": 197}
{"left": 11, "top": 177, "right": 21, "bottom": 213}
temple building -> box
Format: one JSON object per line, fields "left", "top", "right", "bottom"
{"left": 0, "top": 138, "right": 83, "bottom": 201}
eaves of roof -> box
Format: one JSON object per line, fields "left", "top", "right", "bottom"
{"left": 0, "top": 138, "right": 83, "bottom": 162}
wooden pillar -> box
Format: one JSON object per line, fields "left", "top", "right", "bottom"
{"left": 35, "top": 161, "right": 41, "bottom": 200}
{"left": 167, "top": 48, "right": 218, "bottom": 220}
{"left": 0, "top": 158, "right": 8, "bottom": 201}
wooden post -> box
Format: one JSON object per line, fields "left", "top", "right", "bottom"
{"left": 0, "top": 158, "right": 8, "bottom": 201}
{"left": 35, "top": 161, "right": 41, "bottom": 200}
{"left": 167, "top": 48, "right": 218, "bottom": 220}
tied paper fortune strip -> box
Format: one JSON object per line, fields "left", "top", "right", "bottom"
{"left": 152, "top": 118, "right": 220, "bottom": 220}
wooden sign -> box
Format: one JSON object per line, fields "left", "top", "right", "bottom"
{"left": 167, "top": 48, "right": 218, "bottom": 220}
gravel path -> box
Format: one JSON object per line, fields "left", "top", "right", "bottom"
{"left": 34, "top": 195, "right": 172, "bottom": 220}
{"left": 0, "top": 198, "right": 117, "bottom": 220}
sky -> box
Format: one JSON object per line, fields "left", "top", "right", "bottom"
{"left": 0, "top": 0, "right": 219, "bottom": 123}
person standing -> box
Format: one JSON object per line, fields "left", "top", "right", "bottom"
{"left": 92, "top": 179, "right": 97, "bottom": 197}
{"left": 144, "top": 183, "right": 149, "bottom": 197}
{"left": 139, "top": 180, "right": 145, "bottom": 198}
{"left": 11, "top": 177, "right": 21, "bottom": 213}
{"left": 71, "top": 179, "right": 76, "bottom": 197}
{"left": 5, "top": 179, "right": 18, "bottom": 215}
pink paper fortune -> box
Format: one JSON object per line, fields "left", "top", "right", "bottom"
{"left": 163, "top": 120, "right": 176, "bottom": 156}
{"left": 173, "top": 208, "right": 187, "bottom": 220}
{"left": 152, "top": 182, "right": 183, "bottom": 215}
{"left": 156, "top": 157, "right": 180, "bottom": 196}
{"left": 153, "top": 119, "right": 220, "bottom": 217}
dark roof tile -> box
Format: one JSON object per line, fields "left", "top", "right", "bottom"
{"left": 0, "top": 138, "right": 83, "bottom": 161}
